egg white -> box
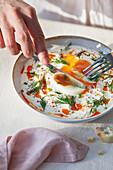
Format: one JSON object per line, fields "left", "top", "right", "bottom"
{"left": 49, "top": 73, "right": 85, "bottom": 95}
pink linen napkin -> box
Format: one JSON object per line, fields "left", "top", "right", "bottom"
{"left": 0, "top": 127, "right": 89, "bottom": 170}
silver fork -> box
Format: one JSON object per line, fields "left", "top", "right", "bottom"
{"left": 82, "top": 53, "right": 113, "bottom": 79}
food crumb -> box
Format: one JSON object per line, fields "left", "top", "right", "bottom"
{"left": 88, "top": 137, "right": 95, "bottom": 142}
{"left": 95, "top": 127, "right": 101, "bottom": 132}
{"left": 98, "top": 152, "right": 104, "bottom": 155}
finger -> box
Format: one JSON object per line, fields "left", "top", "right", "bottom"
{"left": 1, "top": 22, "right": 19, "bottom": 55}
{"left": 12, "top": 9, "right": 34, "bottom": 58}
{"left": 33, "top": 33, "right": 49, "bottom": 65}
{"left": 22, "top": 7, "right": 49, "bottom": 65}
{"left": 0, "top": 30, "right": 5, "bottom": 48}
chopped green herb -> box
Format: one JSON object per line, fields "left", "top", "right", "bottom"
{"left": 64, "top": 74, "right": 67, "bottom": 79}
{"left": 50, "top": 94, "right": 53, "bottom": 96}
{"left": 53, "top": 58, "right": 68, "bottom": 65}
{"left": 60, "top": 59, "right": 69, "bottom": 65}
{"left": 60, "top": 49, "right": 63, "bottom": 51}
{"left": 78, "top": 94, "right": 82, "bottom": 98}
{"left": 87, "top": 54, "right": 90, "bottom": 56}
{"left": 102, "top": 91, "right": 105, "bottom": 94}
{"left": 89, "top": 75, "right": 100, "bottom": 82}
{"left": 104, "top": 74, "right": 112, "bottom": 80}
{"left": 92, "top": 108, "right": 97, "bottom": 113}
{"left": 37, "top": 64, "right": 40, "bottom": 68}
{"left": 26, "top": 71, "right": 38, "bottom": 77}
{"left": 91, "top": 57, "right": 96, "bottom": 61}
{"left": 34, "top": 73, "right": 38, "bottom": 77}
{"left": 91, "top": 56, "right": 101, "bottom": 61}
{"left": 27, "top": 91, "right": 30, "bottom": 95}
{"left": 42, "top": 69, "right": 47, "bottom": 72}
{"left": 55, "top": 95, "right": 75, "bottom": 106}
{"left": 57, "top": 82, "right": 62, "bottom": 84}
{"left": 64, "top": 42, "right": 72, "bottom": 51}
{"left": 47, "top": 65, "right": 56, "bottom": 73}
{"left": 40, "top": 98, "right": 47, "bottom": 111}
{"left": 72, "top": 111, "right": 74, "bottom": 113}
{"left": 55, "top": 91, "right": 62, "bottom": 94}
{"left": 29, "top": 83, "right": 41, "bottom": 94}
{"left": 29, "top": 81, "right": 38, "bottom": 88}
{"left": 99, "top": 51, "right": 105, "bottom": 56}
{"left": 90, "top": 95, "right": 108, "bottom": 114}
{"left": 87, "top": 100, "right": 90, "bottom": 104}
{"left": 59, "top": 114, "right": 63, "bottom": 117}
{"left": 24, "top": 82, "right": 28, "bottom": 85}
{"left": 48, "top": 88, "right": 52, "bottom": 91}
{"left": 104, "top": 107, "right": 107, "bottom": 109}
{"left": 109, "top": 80, "right": 113, "bottom": 92}
{"left": 21, "top": 90, "right": 24, "bottom": 93}
{"left": 52, "top": 58, "right": 60, "bottom": 64}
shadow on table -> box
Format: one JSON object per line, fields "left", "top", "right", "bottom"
{"left": 56, "top": 126, "right": 106, "bottom": 163}
{"left": 38, "top": 126, "right": 103, "bottom": 170}
{"left": 38, "top": 123, "right": 113, "bottom": 170}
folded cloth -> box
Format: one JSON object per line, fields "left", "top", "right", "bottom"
{"left": 0, "top": 127, "right": 89, "bottom": 170}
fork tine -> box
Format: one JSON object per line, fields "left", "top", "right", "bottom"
{"left": 90, "top": 65, "right": 112, "bottom": 79}
{"left": 87, "top": 63, "right": 110, "bottom": 77}
{"left": 84, "top": 59, "right": 108, "bottom": 75}
{"left": 83, "top": 56, "right": 106, "bottom": 72}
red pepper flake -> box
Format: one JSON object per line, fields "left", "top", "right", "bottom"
{"left": 71, "top": 104, "right": 82, "bottom": 111}
{"left": 89, "top": 111, "right": 100, "bottom": 117}
{"left": 103, "top": 86, "right": 108, "bottom": 91}
{"left": 54, "top": 113, "right": 68, "bottom": 117}
{"left": 42, "top": 86, "right": 47, "bottom": 94}
{"left": 62, "top": 109, "right": 70, "bottom": 115}
{"left": 26, "top": 65, "right": 33, "bottom": 81}
{"left": 81, "top": 88, "right": 89, "bottom": 95}
{"left": 20, "top": 65, "right": 25, "bottom": 74}
{"left": 69, "top": 49, "right": 75, "bottom": 54}
{"left": 21, "top": 92, "right": 30, "bottom": 105}
{"left": 103, "top": 98, "right": 110, "bottom": 104}
{"left": 27, "top": 65, "right": 33, "bottom": 72}
{"left": 49, "top": 54, "right": 56, "bottom": 60}
{"left": 21, "top": 92, "right": 38, "bottom": 110}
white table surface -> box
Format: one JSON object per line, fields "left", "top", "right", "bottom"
{"left": 0, "top": 19, "right": 113, "bottom": 170}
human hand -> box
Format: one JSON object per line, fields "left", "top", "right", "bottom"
{"left": 0, "top": 0, "right": 49, "bottom": 65}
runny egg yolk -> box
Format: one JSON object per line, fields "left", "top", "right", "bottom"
{"left": 62, "top": 54, "right": 91, "bottom": 73}
{"left": 72, "top": 59, "right": 91, "bottom": 72}
{"left": 54, "top": 74, "right": 76, "bottom": 86}
{"left": 61, "top": 54, "right": 95, "bottom": 87}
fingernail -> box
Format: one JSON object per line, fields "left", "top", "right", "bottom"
{"left": 41, "top": 57, "right": 50, "bottom": 65}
